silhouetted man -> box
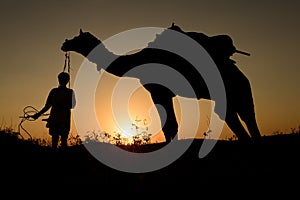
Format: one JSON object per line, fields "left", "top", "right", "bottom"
{"left": 33, "top": 72, "right": 76, "bottom": 149}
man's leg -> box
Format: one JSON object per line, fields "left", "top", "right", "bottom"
{"left": 60, "top": 133, "right": 68, "bottom": 149}
{"left": 52, "top": 134, "right": 59, "bottom": 150}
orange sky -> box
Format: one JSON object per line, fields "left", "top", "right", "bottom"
{"left": 0, "top": 1, "right": 299, "bottom": 142}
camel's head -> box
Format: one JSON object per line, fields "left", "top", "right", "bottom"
{"left": 61, "top": 29, "right": 101, "bottom": 57}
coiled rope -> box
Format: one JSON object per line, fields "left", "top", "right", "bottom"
{"left": 18, "top": 106, "right": 49, "bottom": 140}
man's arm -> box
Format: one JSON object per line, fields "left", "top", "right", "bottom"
{"left": 32, "top": 89, "right": 53, "bottom": 119}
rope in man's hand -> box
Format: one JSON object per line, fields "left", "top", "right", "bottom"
{"left": 18, "top": 105, "right": 49, "bottom": 140}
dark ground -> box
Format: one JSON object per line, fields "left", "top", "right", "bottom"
{"left": 1, "top": 131, "right": 299, "bottom": 196}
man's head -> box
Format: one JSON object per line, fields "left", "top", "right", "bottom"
{"left": 58, "top": 72, "right": 70, "bottom": 86}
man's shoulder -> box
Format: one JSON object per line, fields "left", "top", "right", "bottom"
{"left": 50, "top": 87, "right": 74, "bottom": 94}
{"left": 66, "top": 88, "right": 75, "bottom": 95}
{"left": 68, "top": 88, "right": 75, "bottom": 93}
{"left": 49, "top": 87, "right": 59, "bottom": 93}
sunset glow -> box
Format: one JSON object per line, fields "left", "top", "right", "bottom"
{"left": 0, "top": 1, "right": 299, "bottom": 143}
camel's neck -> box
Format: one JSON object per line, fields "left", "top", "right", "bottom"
{"left": 73, "top": 38, "right": 101, "bottom": 58}
{"left": 84, "top": 42, "right": 117, "bottom": 72}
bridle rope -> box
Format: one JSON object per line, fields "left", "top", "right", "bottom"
{"left": 63, "top": 51, "right": 71, "bottom": 88}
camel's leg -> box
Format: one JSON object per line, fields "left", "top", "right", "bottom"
{"left": 155, "top": 99, "right": 178, "bottom": 143}
{"left": 235, "top": 80, "right": 262, "bottom": 140}
{"left": 143, "top": 83, "right": 178, "bottom": 143}
{"left": 225, "top": 111, "right": 251, "bottom": 141}
{"left": 246, "top": 118, "right": 261, "bottom": 140}
{"left": 237, "top": 109, "right": 262, "bottom": 140}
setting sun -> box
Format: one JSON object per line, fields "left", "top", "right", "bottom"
{"left": 95, "top": 71, "right": 165, "bottom": 142}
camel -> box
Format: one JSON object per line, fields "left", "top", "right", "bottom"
{"left": 61, "top": 23, "right": 261, "bottom": 143}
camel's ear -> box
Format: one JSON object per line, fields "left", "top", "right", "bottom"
{"left": 79, "top": 29, "right": 83, "bottom": 35}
